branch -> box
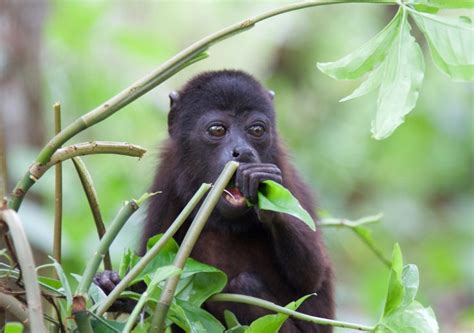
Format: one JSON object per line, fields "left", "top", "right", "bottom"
{"left": 320, "top": 213, "right": 383, "bottom": 228}
{"left": 150, "top": 161, "right": 239, "bottom": 332}
{"left": 0, "top": 210, "right": 46, "bottom": 333}
{"left": 72, "top": 157, "right": 112, "bottom": 271}
{"left": 0, "top": 292, "right": 29, "bottom": 326}
{"left": 0, "top": 111, "right": 7, "bottom": 207}
{"left": 208, "top": 293, "right": 376, "bottom": 331}
{"left": 53, "top": 103, "right": 63, "bottom": 264}
{"left": 30, "top": 141, "right": 146, "bottom": 180}
{"left": 95, "top": 183, "right": 211, "bottom": 316}
{"left": 8, "top": 0, "right": 396, "bottom": 212}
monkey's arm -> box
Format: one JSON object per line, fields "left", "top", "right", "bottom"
{"left": 265, "top": 213, "right": 331, "bottom": 294}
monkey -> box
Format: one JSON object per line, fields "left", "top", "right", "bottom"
{"left": 96, "top": 70, "right": 334, "bottom": 332}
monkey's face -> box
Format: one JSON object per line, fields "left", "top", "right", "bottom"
{"left": 191, "top": 109, "right": 276, "bottom": 219}
{"left": 168, "top": 70, "right": 278, "bottom": 219}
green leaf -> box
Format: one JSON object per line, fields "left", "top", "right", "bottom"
{"left": 90, "top": 315, "right": 126, "bottom": 333}
{"left": 371, "top": 10, "right": 425, "bottom": 140}
{"left": 317, "top": 12, "right": 401, "bottom": 80}
{"left": 40, "top": 257, "right": 73, "bottom": 308}
{"left": 257, "top": 180, "right": 316, "bottom": 231}
{"left": 169, "top": 300, "right": 225, "bottom": 333}
{"left": 410, "top": 0, "right": 474, "bottom": 9}
{"left": 375, "top": 302, "right": 439, "bottom": 333}
{"left": 224, "top": 310, "right": 241, "bottom": 329}
{"left": 4, "top": 322, "right": 23, "bottom": 333}
{"left": 339, "top": 65, "right": 384, "bottom": 102}
{"left": 245, "top": 294, "right": 313, "bottom": 333}
{"left": 412, "top": 10, "right": 474, "bottom": 81}
{"left": 401, "top": 264, "right": 419, "bottom": 307}
{"left": 383, "top": 244, "right": 404, "bottom": 316}
{"left": 125, "top": 235, "right": 227, "bottom": 306}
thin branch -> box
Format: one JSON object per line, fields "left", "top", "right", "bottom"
{"left": 320, "top": 213, "right": 383, "bottom": 228}
{"left": 74, "top": 193, "right": 153, "bottom": 299}
{"left": 0, "top": 210, "right": 46, "bottom": 333}
{"left": 28, "top": 141, "right": 147, "bottom": 182}
{"left": 150, "top": 161, "right": 239, "bottom": 332}
{"left": 96, "top": 183, "right": 211, "bottom": 316}
{"left": 0, "top": 292, "right": 29, "bottom": 326}
{"left": 72, "top": 194, "right": 154, "bottom": 332}
{"left": 208, "top": 293, "right": 376, "bottom": 331}
{"left": 53, "top": 102, "right": 63, "bottom": 264}
{"left": 71, "top": 157, "right": 112, "bottom": 271}
{"left": 8, "top": 0, "right": 396, "bottom": 212}
{"left": 0, "top": 110, "right": 7, "bottom": 207}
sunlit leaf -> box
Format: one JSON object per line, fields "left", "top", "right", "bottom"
{"left": 371, "top": 11, "right": 425, "bottom": 140}
{"left": 257, "top": 180, "right": 315, "bottom": 231}
{"left": 383, "top": 244, "right": 404, "bottom": 316}
{"left": 339, "top": 65, "right": 384, "bottom": 102}
{"left": 411, "top": 0, "right": 474, "bottom": 9}
{"left": 412, "top": 11, "right": 474, "bottom": 81}
{"left": 401, "top": 264, "right": 419, "bottom": 307}
{"left": 376, "top": 302, "right": 439, "bottom": 333}
{"left": 317, "top": 12, "right": 401, "bottom": 80}
{"left": 224, "top": 310, "right": 248, "bottom": 332}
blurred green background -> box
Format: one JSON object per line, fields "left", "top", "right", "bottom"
{"left": 1, "top": 1, "right": 472, "bottom": 332}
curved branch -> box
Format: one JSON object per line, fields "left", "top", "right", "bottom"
{"left": 0, "top": 210, "right": 46, "bottom": 333}
{"left": 8, "top": 0, "right": 396, "bottom": 211}
{"left": 208, "top": 293, "right": 376, "bottom": 331}
{"left": 0, "top": 292, "right": 29, "bottom": 326}
{"left": 28, "top": 141, "right": 146, "bottom": 181}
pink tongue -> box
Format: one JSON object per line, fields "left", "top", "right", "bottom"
{"left": 227, "top": 187, "right": 243, "bottom": 197}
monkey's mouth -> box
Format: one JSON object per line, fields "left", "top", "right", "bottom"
{"left": 223, "top": 187, "right": 247, "bottom": 207}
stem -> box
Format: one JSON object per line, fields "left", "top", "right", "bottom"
{"left": 0, "top": 111, "right": 6, "bottom": 206}
{"left": 73, "top": 310, "right": 93, "bottom": 333}
{"left": 53, "top": 103, "right": 63, "bottom": 264}
{"left": 29, "top": 141, "right": 147, "bottom": 181}
{"left": 209, "top": 293, "right": 376, "bottom": 331}
{"left": 8, "top": 0, "right": 397, "bottom": 212}
{"left": 75, "top": 196, "right": 147, "bottom": 297}
{"left": 0, "top": 210, "right": 46, "bottom": 333}
{"left": 72, "top": 157, "right": 112, "bottom": 271}
{"left": 0, "top": 292, "right": 29, "bottom": 326}
{"left": 96, "top": 183, "right": 211, "bottom": 316}
{"left": 320, "top": 213, "right": 383, "bottom": 228}
{"left": 150, "top": 161, "right": 239, "bottom": 332}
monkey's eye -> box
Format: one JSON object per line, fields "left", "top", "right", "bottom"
{"left": 248, "top": 125, "right": 265, "bottom": 137}
{"left": 208, "top": 125, "right": 226, "bottom": 137}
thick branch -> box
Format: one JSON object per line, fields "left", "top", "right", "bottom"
{"left": 0, "top": 292, "right": 29, "bottom": 326}
{"left": 0, "top": 210, "right": 46, "bottom": 333}
{"left": 150, "top": 161, "right": 239, "bottom": 332}
{"left": 53, "top": 102, "right": 63, "bottom": 264}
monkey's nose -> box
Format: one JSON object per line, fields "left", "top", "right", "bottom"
{"left": 232, "top": 146, "right": 256, "bottom": 162}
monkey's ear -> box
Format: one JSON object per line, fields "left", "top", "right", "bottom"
{"left": 268, "top": 90, "right": 275, "bottom": 100}
{"left": 169, "top": 91, "right": 180, "bottom": 108}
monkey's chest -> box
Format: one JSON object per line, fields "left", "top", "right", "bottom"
{"left": 190, "top": 229, "right": 291, "bottom": 295}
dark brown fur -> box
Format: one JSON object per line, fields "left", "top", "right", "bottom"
{"left": 142, "top": 70, "right": 334, "bottom": 332}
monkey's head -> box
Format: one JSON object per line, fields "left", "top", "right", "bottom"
{"left": 167, "top": 70, "right": 278, "bottom": 219}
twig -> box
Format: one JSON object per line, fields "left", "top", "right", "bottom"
{"left": 0, "top": 292, "right": 29, "bottom": 326}
{"left": 320, "top": 213, "right": 383, "bottom": 228}
{"left": 72, "top": 194, "right": 154, "bottom": 331}
{"left": 0, "top": 110, "right": 6, "bottom": 207}
{"left": 75, "top": 193, "right": 154, "bottom": 299}
{"left": 0, "top": 209, "right": 46, "bottom": 333}
{"left": 96, "top": 183, "right": 211, "bottom": 316}
{"left": 8, "top": 0, "right": 396, "bottom": 212}
{"left": 208, "top": 293, "right": 376, "bottom": 331}
{"left": 71, "top": 157, "right": 112, "bottom": 271}
{"left": 53, "top": 102, "right": 63, "bottom": 264}
{"left": 150, "top": 161, "right": 239, "bottom": 332}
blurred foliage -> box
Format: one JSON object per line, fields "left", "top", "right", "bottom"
{"left": 6, "top": 1, "right": 473, "bottom": 332}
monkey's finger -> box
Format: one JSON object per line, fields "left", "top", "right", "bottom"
{"left": 241, "top": 166, "right": 281, "bottom": 178}
{"left": 110, "top": 271, "right": 121, "bottom": 285}
{"left": 239, "top": 163, "right": 281, "bottom": 173}
{"left": 249, "top": 172, "right": 282, "bottom": 203}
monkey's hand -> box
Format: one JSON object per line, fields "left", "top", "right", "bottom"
{"left": 93, "top": 270, "right": 140, "bottom": 313}
{"left": 236, "top": 163, "right": 282, "bottom": 223}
